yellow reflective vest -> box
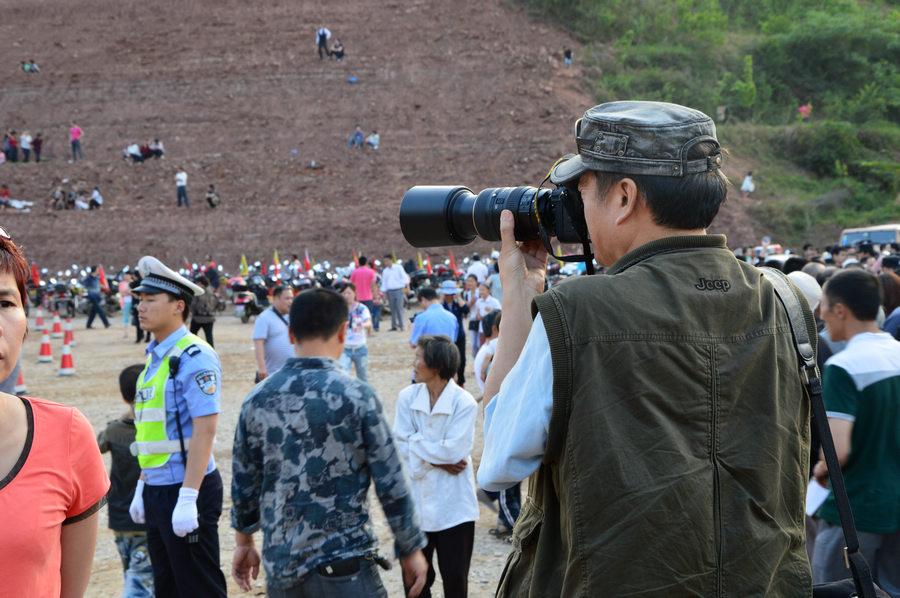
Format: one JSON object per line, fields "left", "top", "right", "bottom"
{"left": 133, "top": 334, "right": 207, "bottom": 469}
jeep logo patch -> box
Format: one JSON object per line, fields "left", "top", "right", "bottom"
{"left": 695, "top": 278, "right": 731, "bottom": 293}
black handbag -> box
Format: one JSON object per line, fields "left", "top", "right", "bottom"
{"left": 762, "top": 269, "right": 889, "bottom": 598}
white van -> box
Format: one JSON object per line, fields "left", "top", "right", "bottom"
{"left": 839, "top": 224, "right": 900, "bottom": 247}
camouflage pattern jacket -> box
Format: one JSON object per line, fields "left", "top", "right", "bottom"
{"left": 231, "top": 356, "right": 426, "bottom": 589}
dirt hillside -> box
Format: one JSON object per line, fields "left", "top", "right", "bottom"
{"left": 1, "top": 0, "right": 760, "bottom": 272}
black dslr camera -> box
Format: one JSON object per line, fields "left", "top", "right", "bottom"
{"left": 399, "top": 184, "right": 594, "bottom": 272}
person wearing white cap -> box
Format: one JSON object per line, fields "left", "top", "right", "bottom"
{"left": 127, "top": 255, "right": 227, "bottom": 597}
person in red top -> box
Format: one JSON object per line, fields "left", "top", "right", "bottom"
{"left": 350, "top": 255, "right": 380, "bottom": 330}
{"left": 0, "top": 226, "right": 110, "bottom": 597}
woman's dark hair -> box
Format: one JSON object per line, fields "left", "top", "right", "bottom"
{"left": 339, "top": 282, "right": 357, "bottom": 295}
{"left": 416, "top": 334, "right": 460, "bottom": 381}
{"left": 290, "top": 288, "right": 348, "bottom": 341}
{"left": 595, "top": 141, "right": 727, "bottom": 230}
{"left": 824, "top": 270, "right": 882, "bottom": 321}
{"left": 0, "top": 234, "right": 30, "bottom": 305}
{"left": 878, "top": 271, "right": 900, "bottom": 315}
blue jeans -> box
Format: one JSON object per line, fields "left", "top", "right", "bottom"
{"left": 114, "top": 531, "right": 154, "bottom": 598}
{"left": 71, "top": 139, "right": 82, "bottom": 161}
{"left": 339, "top": 345, "right": 369, "bottom": 382}
{"left": 177, "top": 186, "right": 189, "bottom": 207}
{"left": 268, "top": 558, "right": 387, "bottom": 598}
{"left": 122, "top": 298, "right": 132, "bottom": 325}
{"left": 86, "top": 294, "right": 110, "bottom": 328}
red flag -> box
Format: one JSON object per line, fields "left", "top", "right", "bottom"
{"left": 97, "top": 265, "right": 110, "bottom": 293}
{"left": 449, "top": 250, "right": 457, "bottom": 272}
{"left": 353, "top": 250, "right": 359, "bottom": 267}
{"left": 426, "top": 254, "right": 432, "bottom": 276}
{"left": 183, "top": 257, "right": 193, "bottom": 274}
{"left": 304, "top": 249, "right": 311, "bottom": 273}
{"left": 31, "top": 262, "right": 40, "bottom": 285}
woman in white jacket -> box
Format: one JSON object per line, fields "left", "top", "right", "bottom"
{"left": 393, "top": 334, "right": 479, "bottom": 598}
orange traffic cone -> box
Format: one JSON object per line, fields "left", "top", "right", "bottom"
{"left": 64, "top": 316, "right": 75, "bottom": 347}
{"left": 14, "top": 369, "right": 26, "bottom": 394}
{"left": 51, "top": 311, "right": 63, "bottom": 339}
{"left": 35, "top": 306, "right": 45, "bottom": 329}
{"left": 59, "top": 337, "right": 75, "bottom": 376}
{"left": 37, "top": 329, "right": 53, "bottom": 363}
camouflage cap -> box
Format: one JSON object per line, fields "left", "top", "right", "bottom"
{"left": 550, "top": 101, "right": 723, "bottom": 184}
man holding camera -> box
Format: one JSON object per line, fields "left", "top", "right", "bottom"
{"left": 477, "top": 101, "right": 812, "bottom": 596}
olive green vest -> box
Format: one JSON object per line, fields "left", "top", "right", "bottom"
{"left": 497, "top": 235, "right": 812, "bottom": 597}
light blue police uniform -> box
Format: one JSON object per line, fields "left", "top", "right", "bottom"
{"left": 141, "top": 326, "right": 221, "bottom": 486}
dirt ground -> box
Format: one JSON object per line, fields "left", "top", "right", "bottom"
{"left": 1, "top": 0, "right": 761, "bottom": 275}
{"left": 20, "top": 308, "right": 509, "bottom": 598}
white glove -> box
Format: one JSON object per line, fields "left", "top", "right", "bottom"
{"left": 171, "top": 487, "right": 199, "bottom": 537}
{"left": 129, "top": 479, "right": 146, "bottom": 524}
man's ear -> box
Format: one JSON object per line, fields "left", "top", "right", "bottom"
{"left": 337, "top": 320, "right": 348, "bottom": 345}
{"left": 614, "top": 177, "right": 641, "bottom": 226}
{"left": 288, "top": 329, "right": 296, "bottom": 345}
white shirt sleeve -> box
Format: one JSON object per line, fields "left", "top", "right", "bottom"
{"left": 477, "top": 313, "right": 553, "bottom": 491}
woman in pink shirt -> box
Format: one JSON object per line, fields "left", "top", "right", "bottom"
{"left": 69, "top": 121, "right": 83, "bottom": 162}
{"left": 0, "top": 226, "right": 110, "bottom": 597}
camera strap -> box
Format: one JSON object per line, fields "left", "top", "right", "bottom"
{"left": 760, "top": 267, "right": 879, "bottom": 598}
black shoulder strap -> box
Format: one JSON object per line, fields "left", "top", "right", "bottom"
{"left": 760, "top": 268, "right": 878, "bottom": 598}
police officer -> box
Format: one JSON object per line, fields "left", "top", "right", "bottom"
{"left": 127, "top": 256, "right": 228, "bottom": 597}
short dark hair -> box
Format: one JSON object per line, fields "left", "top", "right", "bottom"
{"left": 482, "top": 310, "right": 501, "bottom": 335}
{"left": 162, "top": 292, "right": 191, "bottom": 322}
{"left": 289, "top": 288, "right": 348, "bottom": 341}
{"left": 194, "top": 274, "right": 209, "bottom": 286}
{"left": 119, "top": 364, "right": 145, "bottom": 403}
{"left": 273, "top": 284, "right": 293, "bottom": 298}
{"left": 782, "top": 256, "right": 808, "bottom": 274}
{"left": 824, "top": 269, "right": 882, "bottom": 321}
{"left": 417, "top": 287, "right": 438, "bottom": 302}
{"left": 416, "top": 335, "right": 460, "bottom": 381}
{"left": 339, "top": 282, "right": 357, "bottom": 294}
{"left": 358, "top": 255, "right": 368, "bottom": 266}
{"left": 594, "top": 141, "right": 727, "bottom": 230}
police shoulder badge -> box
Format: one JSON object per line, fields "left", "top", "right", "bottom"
{"left": 195, "top": 370, "right": 218, "bottom": 396}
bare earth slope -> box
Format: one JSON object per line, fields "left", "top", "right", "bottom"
{"left": 2, "top": 0, "right": 758, "bottom": 270}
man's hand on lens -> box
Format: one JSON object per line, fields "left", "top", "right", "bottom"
{"left": 498, "top": 209, "right": 549, "bottom": 299}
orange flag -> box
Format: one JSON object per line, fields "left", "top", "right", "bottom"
{"left": 97, "top": 265, "right": 110, "bottom": 293}
{"left": 449, "top": 251, "right": 457, "bottom": 272}
{"left": 353, "top": 250, "right": 359, "bottom": 267}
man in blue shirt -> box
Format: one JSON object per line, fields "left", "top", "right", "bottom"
{"left": 82, "top": 266, "right": 110, "bottom": 329}
{"left": 410, "top": 287, "right": 459, "bottom": 348}
{"left": 127, "top": 256, "right": 227, "bottom": 597}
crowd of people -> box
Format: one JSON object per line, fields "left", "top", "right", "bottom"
{"left": 1, "top": 99, "right": 898, "bottom": 598}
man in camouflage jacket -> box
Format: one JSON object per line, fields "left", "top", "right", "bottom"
{"left": 231, "top": 288, "right": 428, "bottom": 597}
